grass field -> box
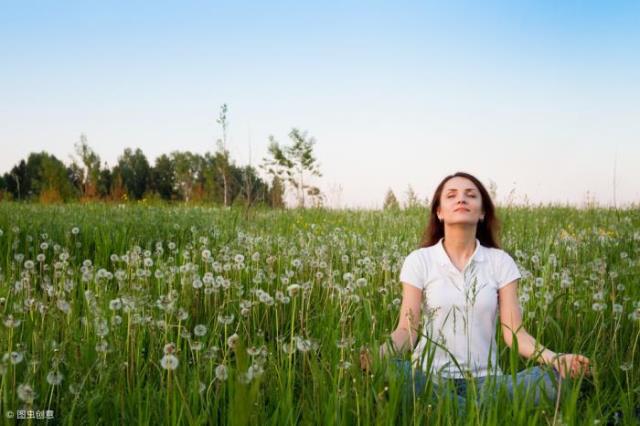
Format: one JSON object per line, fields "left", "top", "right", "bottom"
{"left": 0, "top": 202, "right": 638, "bottom": 425}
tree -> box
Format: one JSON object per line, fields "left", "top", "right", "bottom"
{"left": 17, "top": 152, "right": 77, "bottom": 202}
{"left": 74, "top": 134, "right": 101, "bottom": 198}
{"left": 117, "top": 148, "right": 151, "bottom": 200}
{"left": 383, "top": 189, "right": 400, "bottom": 210}
{"left": 151, "top": 154, "right": 175, "bottom": 200}
{"left": 488, "top": 179, "right": 498, "bottom": 203}
{"left": 3, "top": 160, "right": 28, "bottom": 200}
{"left": 171, "top": 151, "right": 202, "bottom": 202}
{"left": 262, "top": 129, "right": 322, "bottom": 208}
{"left": 404, "top": 185, "right": 420, "bottom": 209}
{"left": 268, "top": 175, "right": 285, "bottom": 208}
{"left": 261, "top": 135, "right": 293, "bottom": 205}
{"left": 215, "top": 104, "right": 233, "bottom": 206}
{"left": 97, "top": 164, "right": 113, "bottom": 198}
{"left": 287, "top": 128, "right": 322, "bottom": 208}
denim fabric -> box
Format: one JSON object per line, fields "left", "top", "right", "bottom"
{"left": 391, "top": 358, "right": 564, "bottom": 408}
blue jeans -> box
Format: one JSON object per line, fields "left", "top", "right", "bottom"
{"left": 392, "top": 359, "right": 564, "bottom": 408}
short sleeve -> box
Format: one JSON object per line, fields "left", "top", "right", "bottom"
{"left": 399, "top": 250, "right": 426, "bottom": 290}
{"left": 496, "top": 251, "right": 521, "bottom": 289}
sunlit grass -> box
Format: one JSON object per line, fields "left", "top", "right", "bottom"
{"left": 0, "top": 202, "right": 638, "bottom": 425}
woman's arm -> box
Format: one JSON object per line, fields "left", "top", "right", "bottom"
{"left": 360, "top": 283, "right": 422, "bottom": 371}
{"left": 379, "top": 283, "right": 423, "bottom": 357}
{"left": 499, "top": 279, "right": 591, "bottom": 379}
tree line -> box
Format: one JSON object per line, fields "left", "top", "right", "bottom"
{"left": 0, "top": 105, "right": 324, "bottom": 208}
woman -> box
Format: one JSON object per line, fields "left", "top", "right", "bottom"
{"left": 361, "top": 172, "right": 590, "bottom": 407}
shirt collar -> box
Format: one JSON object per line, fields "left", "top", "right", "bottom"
{"left": 435, "top": 237, "right": 486, "bottom": 268}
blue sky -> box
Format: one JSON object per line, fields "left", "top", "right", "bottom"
{"left": 1, "top": 1, "right": 639, "bottom": 207}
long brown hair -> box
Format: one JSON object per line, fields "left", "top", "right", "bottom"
{"left": 419, "top": 172, "right": 500, "bottom": 248}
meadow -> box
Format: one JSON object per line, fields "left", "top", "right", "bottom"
{"left": 0, "top": 202, "right": 638, "bottom": 425}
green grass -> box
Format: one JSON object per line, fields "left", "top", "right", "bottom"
{"left": 0, "top": 202, "right": 638, "bottom": 425}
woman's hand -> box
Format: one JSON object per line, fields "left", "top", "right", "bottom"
{"left": 360, "top": 346, "right": 373, "bottom": 372}
{"left": 552, "top": 353, "right": 591, "bottom": 379}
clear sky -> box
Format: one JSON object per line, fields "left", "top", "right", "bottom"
{"left": 2, "top": 0, "right": 639, "bottom": 208}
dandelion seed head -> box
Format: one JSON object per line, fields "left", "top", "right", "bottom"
{"left": 46, "top": 371, "right": 64, "bottom": 386}
{"left": 17, "top": 383, "right": 36, "bottom": 403}
{"left": 161, "top": 354, "right": 179, "bottom": 370}
{"left": 215, "top": 364, "right": 228, "bottom": 381}
{"left": 194, "top": 324, "right": 208, "bottom": 337}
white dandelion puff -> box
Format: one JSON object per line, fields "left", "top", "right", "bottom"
{"left": 215, "top": 364, "right": 228, "bottom": 381}
{"left": 161, "top": 354, "right": 179, "bottom": 370}
{"left": 17, "top": 384, "right": 36, "bottom": 403}
{"left": 46, "top": 371, "right": 64, "bottom": 386}
{"left": 194, "top": 324, "right": 208, "bottom": 337}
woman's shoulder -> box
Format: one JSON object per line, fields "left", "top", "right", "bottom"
{"left": 482, "top": 245, "right": 518, "bottom": 266}
{"left": 404, "top": 246, "right": 437, "bottom": 261}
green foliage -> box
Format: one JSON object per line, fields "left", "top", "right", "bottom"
{"left": 0, "top": 204, "right": 638, "bottom": 424}
{"left": 262, "top": 129, "right": 322, "bottom": 208}
{"left": 383, "top": 189, "right": 400, "bottom": 210}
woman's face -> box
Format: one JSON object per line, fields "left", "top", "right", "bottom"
{"left": 436, "top": 177, "right": 484, "bottom": 226}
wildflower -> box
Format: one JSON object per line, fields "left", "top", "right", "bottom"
{"left": 234, "top": 254, "right": 245, "bottom": 264}
{"left": 281, "top": 342, "right": 296, "bottom": 354}
{"left": 46, "top": 371, "right": 64, "bottom": 386}
{"left": 194, "top": 324, "right": 208, "bottom": 337}
{"left": 161, "top": 354, "right": 179, "bottom": 370}
{"left": 620, "top": 362, "right": 633, "bottom": 372}
{"left": 336, "top": 337, "right": 355, "bottom": 349}
{"left": 56, "top": 299, "right": 71, "bottom": 314}
{"left": 95, "top": 340, "right": 109, "bottom": 354}
{"left": 164, "top": 343, "right": 177, "bottom": 355}
{"left": 7, "top": 351, "right": 24, "bottom": 364}
{"left": 17, "top": 384, "right": 36, "bottom": 403}
{"left": 613, "top": 304, "right": 623, "bottom": 314}
{"left": 95, "top": 319, "right": 109, "bottom": 337}
{"left": 24, "top": 260, "right": 35, "bottom": 270}
{"left": 593, "top": 291, "right": 604, "bottom": 301}
{"left": 71, "top": 227, "right": 80, "bottom": 235}
{"left": 247, "top": 346, "right": 261, "bottom": 356}
{"left": 534, "top": 277, "right": 544, "bottom": 288}
{"left": 3, "top": 315, "right": 21, "bottom": 328}
{"left": 36, "top": 253, "right": 46, "bottom": 262}
{"left": 217, "top": 314, "right": 235, "bottom": 325}
{"left": 592, "top": 303, "right": 606, "bottom": 312}
{"left": 215, "top": 364, "right": 228, "bottom": 381}
{"left": 339, "top": 360, "right": 352, "bottom": 369}
{"left": 227, "top": 333, "right": 240, "bottom": 350}
{"left": 109, "top": 298, "right": 122, "bottom": 310}
{"left": 251, "top": 252, "right": 260, "bottom": 262}
{"left": 176, "top": 308, "right": 189, "bottom": 321}
{"left": 287, "top": 284, "right": 301, "bottom": 297}
{"left": 295, "top": 337, "right": 314, "bottom": 353}
{"left": 356, "top": 278, "right": 367, "bottom": 287}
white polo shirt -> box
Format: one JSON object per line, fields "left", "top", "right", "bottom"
{"left": 399, "top": 237, "right": 521, "bottom": 379}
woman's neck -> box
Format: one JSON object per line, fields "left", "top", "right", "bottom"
{"left": 442, "top": 225, "right": 477, "bottom": 261}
